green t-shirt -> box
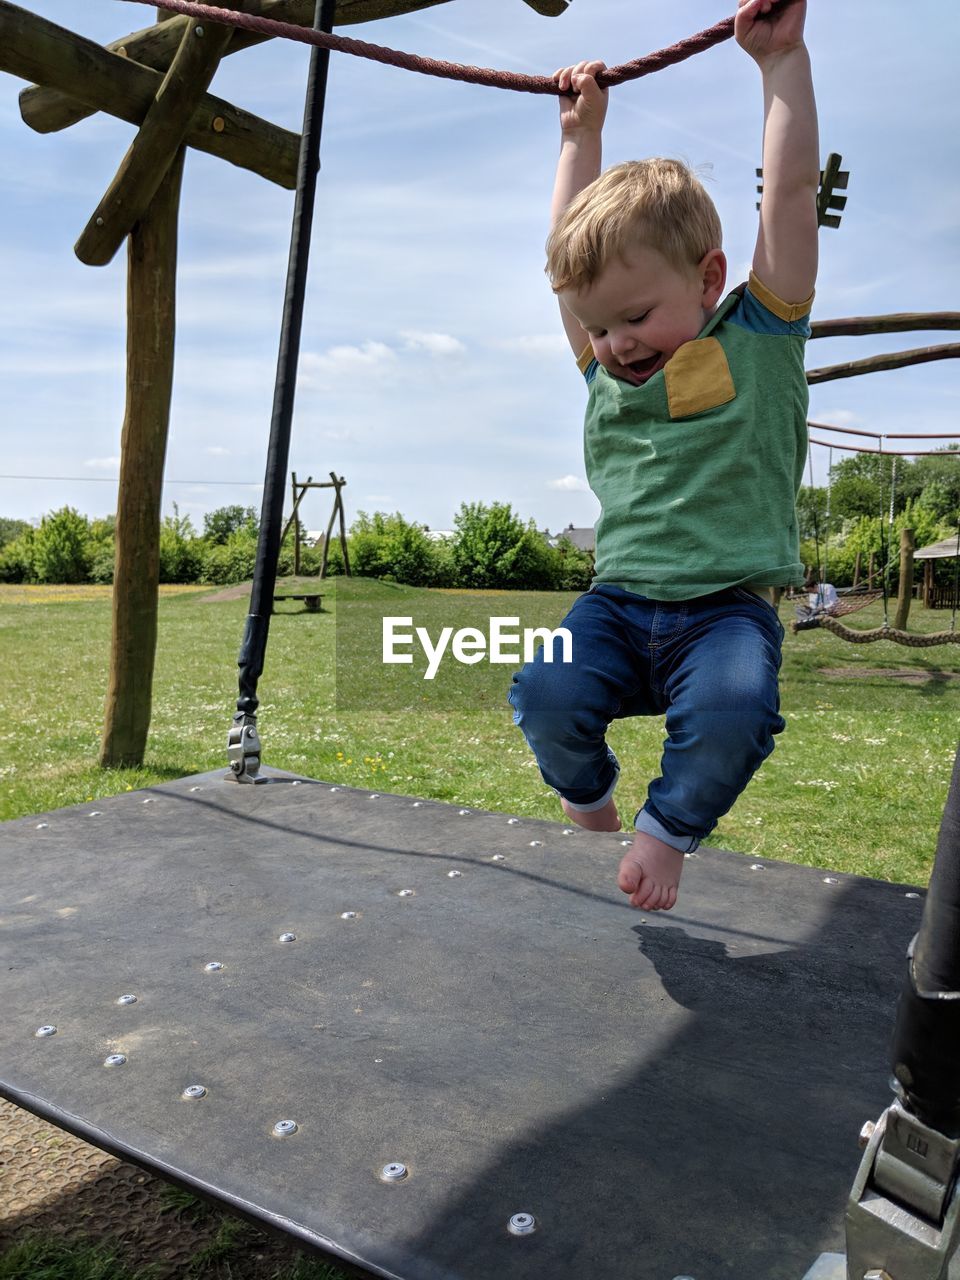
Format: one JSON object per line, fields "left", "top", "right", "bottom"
{"left": 581, "top": 273, "right": 812, "bottom": 601}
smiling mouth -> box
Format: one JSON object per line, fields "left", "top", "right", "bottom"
{"left": 618, "top": 352, "right": 663, "bottom": 384}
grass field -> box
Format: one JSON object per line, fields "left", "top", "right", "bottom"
{"left": 2, "top": 577, "right": 958, "bottom": 883}
{"left": 1, "top": 577, "right": 958, "bottom": 1278}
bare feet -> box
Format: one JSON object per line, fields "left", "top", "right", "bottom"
{"left": 617, "top": 831, "right": 685, "bottom": 911}
{"left": 560, "top": 795, "right": 622, "bottom": 832}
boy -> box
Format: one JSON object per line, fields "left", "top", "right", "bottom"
{"left": 509, "top": 0, "right": 819, "bottom": 912}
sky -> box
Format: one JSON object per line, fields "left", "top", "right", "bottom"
{"left": 2, "top": 0, "right": 959, "bottom": 538}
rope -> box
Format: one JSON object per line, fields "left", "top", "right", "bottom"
{"left": 792, "top": 615, "right": 960, "bottom": 648}
{"left": 119, "top": 0, "right": 738, "bottom": 95}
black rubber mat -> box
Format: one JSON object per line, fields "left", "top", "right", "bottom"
{"left": 0, "top": 771, "right": 922, "bottom": 1279}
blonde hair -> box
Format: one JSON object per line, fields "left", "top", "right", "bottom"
{"left": 546, "top": 159, "right": 722, "bottom": 293}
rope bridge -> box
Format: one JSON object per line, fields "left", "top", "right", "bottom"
{"left": 121, "top": 0, "right": 741, "bottom": 94}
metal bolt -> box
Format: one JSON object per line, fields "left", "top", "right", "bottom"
{"left": 273, "top": 1120, "right": 298, "bottom": 1136}
{"left": 278, "top": 933, "right": 297, "bottom": 943}
{"left": 330, "top": 787, "right": 340, "bottom": 793}
{"left": 95, "top": 217, "right": 104, "bottom": 227}
{"left": 35, "top": 1025, "right": 57, "bottom": 1038}
{"left": 397, "top": 889, "right": 415, "bottom": 897}
{"left": 859, "top": 1121, "right": 876, "bottom": 1149}
{"left": 411, "top": 801, "right": 422, "bottom": 807}
{"left": 507, "top": 818, "right": 520, "bottom": 825}
{"left": 864, "top": 1272, "right": 893, "bottom": 1280}
{"left": 491, "top": 854, "right": 507, "bottom": 862}
{"left": 36, "top": 823, "right": 49, "bottom": 830}
{"left": 380, "top": 1162, "right": 408, "bottom": 1181}
{"left": 507, "top": 1212, "right": 536, "bottom": 1235}
{"left": 189, "top": 786, "right": 203, "bottom": 792}
{"left": 561, "top": 828, "right": 575, "bottom": 835}
{"left": 458, "top": 809, "right": 471, "bottom": 816}
{"left": 369, "top": 793, "right": 380, "bottom": 800}
{"left": 620, "top": 839, "right": 632, "bottom": 847}
{"left": 905, "top": 892, "right": 921, "bottom": 899}
{"left": 212, "top": 116, "right": 225, "bottom": 133}
{"left": 142, "top": 798, "right": 154, "bottom": 804}
{"left": 205, "top": 961, "right": 224, "bottom": 972}
{"left": 447, "top": 870, "right": 462, "bottom": 878}
{"left": 104, "top": 1054, "right": 127, "bottom": 1067}
{"left": 195, "top": 24, "right": 205, "bottom": 35}
{"left": 183, "top": 1085, "right": 207, "bottom": 1099}
{"left": 750, "top": 864, "right": 765, "bottom": 871}
{"left": 88, "top": 810, "right": 103, "bottom": 817}
{"left": 244, "top": 726, "right": 255, "bottom": 738}
{"left": 528, "top": 840, "right": 543, "bottom": 847}
{"left": 117, "top": 994, "right": 138, "bottom": 1006}
{"left": 340, "top": 911, "right": 358, "bottom": 920}
{"left": 823, "top": 876, "right": 840, "bottom": 885}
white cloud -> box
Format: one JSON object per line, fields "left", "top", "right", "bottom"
{"left": 300, "top": 342, "right": 398, "bottom": 386}
{"left": 400, "top": 330, "right": 466, "bottom": 356}
{"left": 494, "top": 334, "right": 569, "bottom": 356}
{"left": 549, "top": 475, "right": 589, "bottom": 492}
{"left": 84, "top": 456, "right": 121, "bottom": 471}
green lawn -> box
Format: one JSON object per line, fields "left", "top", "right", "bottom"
{"left": 2, "top": 577, "right": 958, "bottom": 885}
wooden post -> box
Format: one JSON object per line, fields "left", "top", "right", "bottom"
{"left": 100, "top": 151, "right": 185, "bottom": 767}
{"left": 923, "top": 559, "right": 933, "bottom": 609}
{"left": 852, "top": 550, "right": 861, "bottom": 589}
{"left": 894, "top": 527, "right": 915, "bottom": 632}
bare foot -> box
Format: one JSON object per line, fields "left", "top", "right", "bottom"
{"left": 560, "top": 796, "right": 621, "bottom": 832}
{"left": 617, "top": 831, "right": 685, "bottom": 911}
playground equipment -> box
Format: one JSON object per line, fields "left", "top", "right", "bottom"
{"left": 3, "top": 5, "right": 960, "bottom": 1275}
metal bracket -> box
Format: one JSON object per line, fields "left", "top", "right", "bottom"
{"left": 226, "top": 717, "right": 263, "bottom": 784}
{"left": 845, "top": 1101, "right": 960, "bottom": 1279}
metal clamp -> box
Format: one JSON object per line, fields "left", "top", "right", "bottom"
{"left": 845, "top": 1100, "right": 960, "bottom": 1279}
{"left": 227, "top": 717, "right": 263, "bottom": 784}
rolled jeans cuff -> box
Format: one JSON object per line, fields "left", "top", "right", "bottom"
{"left": 634, "top": 806, "right": 701, "bottom": 854}
{"left": 559, "top": 771, "right": 619, "bottom": 813}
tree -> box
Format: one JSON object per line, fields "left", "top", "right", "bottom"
{"left": 31, "top": 506, "right": 92, "bottom": 583}
{"left": 0, "top": 517, "right": 31, "bottom": 548}
{"left": 452, "top": 501, "right": 556, "bottom": 590}
{"left": 203, "top": 504, "right": 259, "bottom": 544}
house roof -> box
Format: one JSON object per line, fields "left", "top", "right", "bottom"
{"left": 556, "top": 524, "right": 595, "bottom": 552}
{"left": 915, "top": 535, "right": 960, "bottom": 560}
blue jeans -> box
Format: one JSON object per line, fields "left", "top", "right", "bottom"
{"left": 507, "top": 584, "right": 785, "bottom": 852}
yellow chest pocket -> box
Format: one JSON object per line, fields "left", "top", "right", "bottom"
{"left": 663, "top": 337, "right": 736, "bottom": 420}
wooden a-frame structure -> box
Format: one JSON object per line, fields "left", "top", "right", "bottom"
{"left": 0, "top": 0, "right": 566, "bottom": 769}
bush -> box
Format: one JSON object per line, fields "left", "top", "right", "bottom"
{"left": 349, "top": 512, "right": 441, "bottom": 587}
{"left": 199, "top": 530, "right": 259, "bottom": 585}
{"left": 160, "top": 506, "right": 204, "bottom": 583}
{"left": 0, "top": 529, "right": 35, "bottom": 583}
{"left": 31, "top": 506, "right": 92, "bottom": 584}
{"left": 552, "top": 535, "right": 595, "bottom": 592}
{"left": 452, "top": 501, "right": 557, "bottom": 590}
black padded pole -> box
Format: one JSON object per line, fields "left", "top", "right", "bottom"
{"left": 890, "top": 744, "right": 960, "bottom": 1134}
{"left": 235, "top": 0, "right": 335, "bottom": 720}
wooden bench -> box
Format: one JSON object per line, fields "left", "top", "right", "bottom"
{"left": 273, "top": 593, "right": 324, "bottom": 612}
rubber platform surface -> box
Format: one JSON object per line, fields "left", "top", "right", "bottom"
{"left": 0, "top": 771, "right": 922, "bottom": 1279}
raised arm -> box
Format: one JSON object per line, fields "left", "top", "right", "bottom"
{"left": 737, "top": 0, "right": 819, "bottom": 306}
{"left": 550, "top": 61, "right": 608, "bottom": 357}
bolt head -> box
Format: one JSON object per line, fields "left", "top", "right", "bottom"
{"left": 859, "top": 1120, "right": 876, "bottom": 1149}
{"left": 507, "top": 1212, "right": 536, "bottom": 1235}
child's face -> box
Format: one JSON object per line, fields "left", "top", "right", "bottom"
{"left": 562, "top": 245, "right": 726, "bottom": 387}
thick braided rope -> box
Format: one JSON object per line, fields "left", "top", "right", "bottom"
{"left": 121, "top": 0, "right": 736, "bottom": 94}
{"left": 793, "top": 616, "right": 960, "bottom": 648}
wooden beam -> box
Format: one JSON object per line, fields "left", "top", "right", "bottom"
{"left": 76, "top": 17, "right": 234, "bottom": 265}
{"left": 100, "top": 151, "right": 186, "bottom": 768}
{"left": 0, "top": 1, "right": 297, "bottom": 188}
{"left": 807, "top": 343, "right": 960, "bottom": 385}
{"left": 19, "top": 0, "right": 450, "bottom": 134}
{"left": 811, "top": 313, "right": 960, "bottom": 339}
